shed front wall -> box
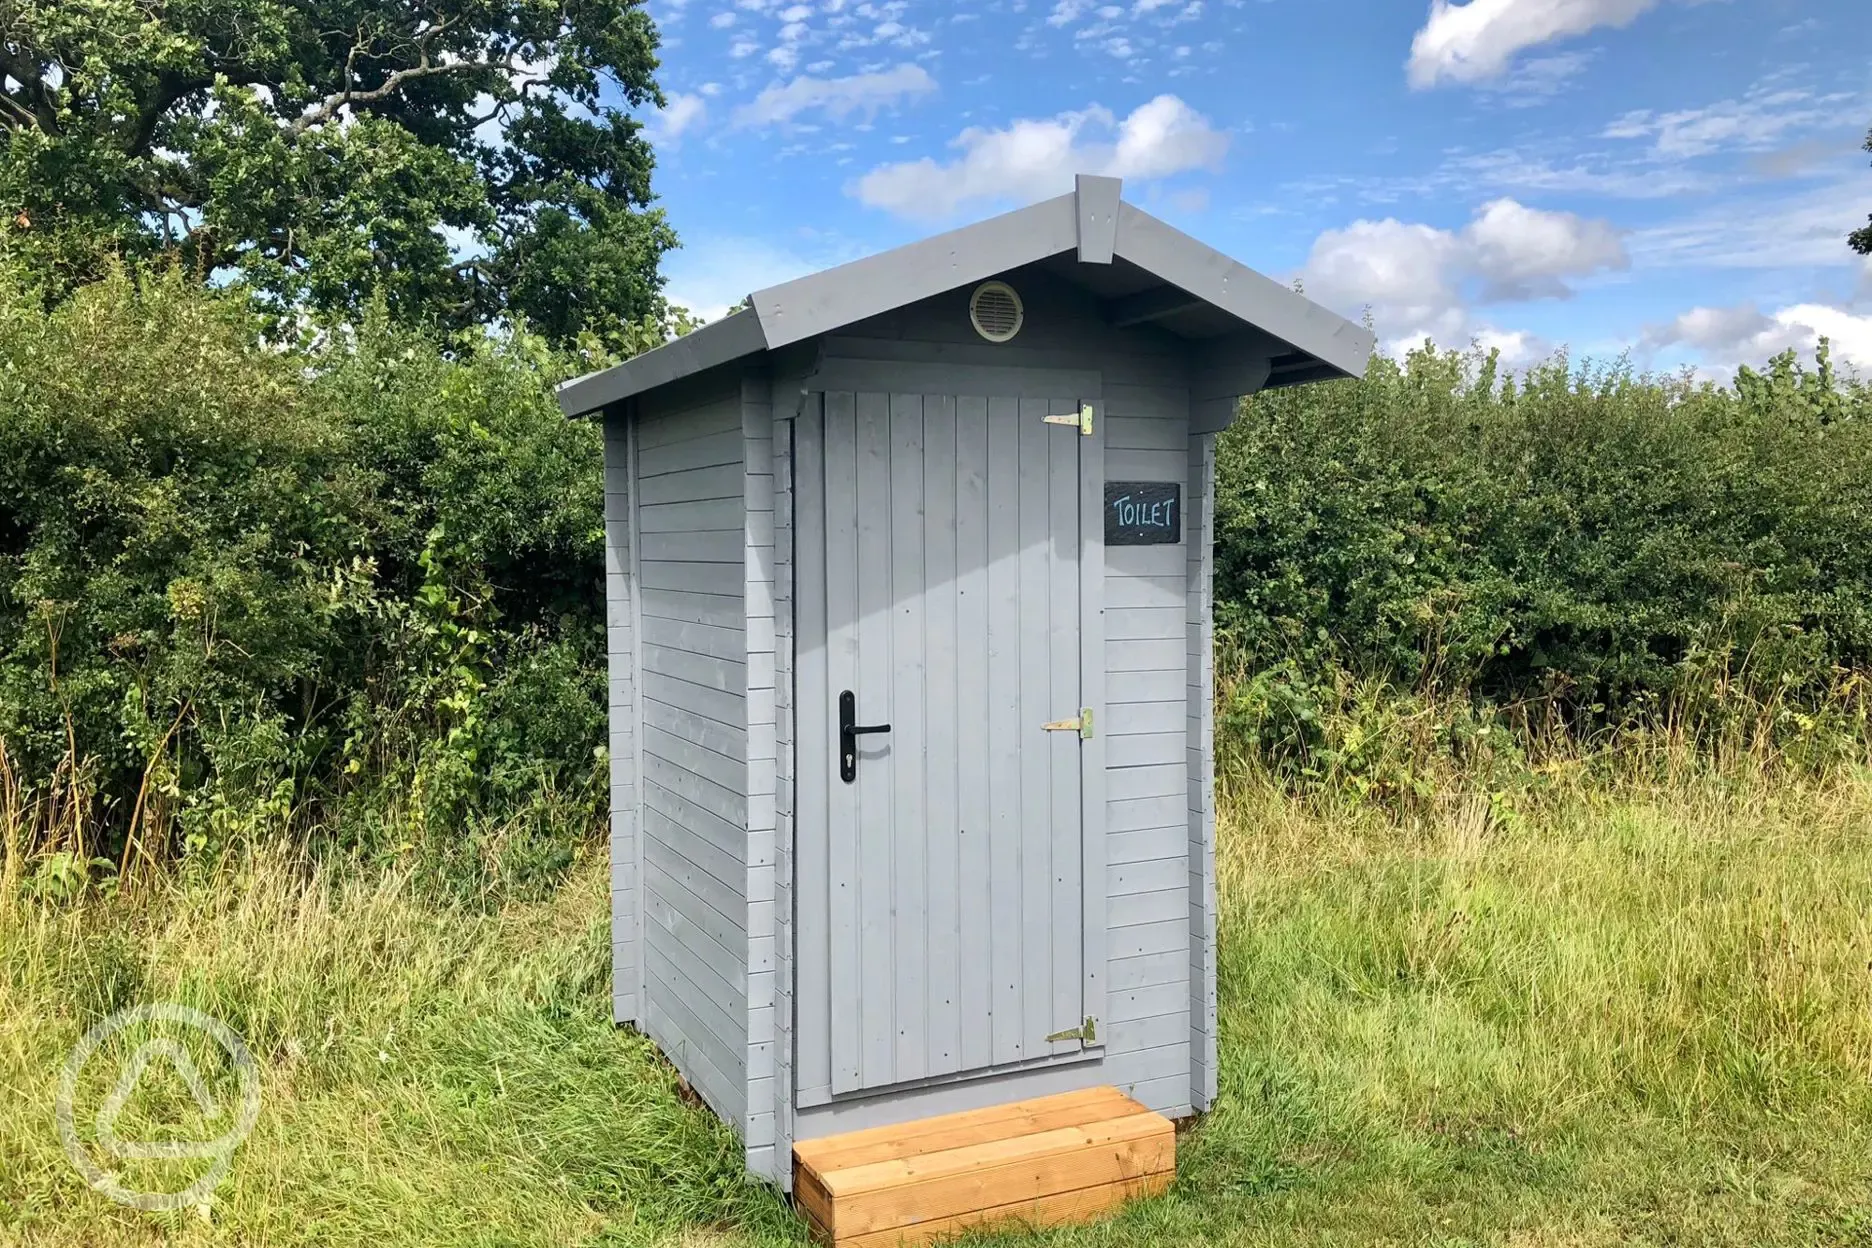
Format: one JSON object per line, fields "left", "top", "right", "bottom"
{"left": 782, "top": 265, "right": 1212, "bottom": 1151}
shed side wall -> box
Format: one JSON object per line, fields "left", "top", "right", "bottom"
{"left": 634, "top": 371, "right": 751, "bottom": 1130}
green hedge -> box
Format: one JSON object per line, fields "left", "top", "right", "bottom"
{"left": 6, "top": 270, "right": 1870, "bottom": 888}
{"left": 0, "top": 266, "right": 607, "bottom": 893}
{"left": 1216, "top": 342, "right": 1872, "bottom": 713}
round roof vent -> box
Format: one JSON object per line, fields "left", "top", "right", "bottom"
{"left": 969, "top": 280, "right": 1024, "bottom": 343}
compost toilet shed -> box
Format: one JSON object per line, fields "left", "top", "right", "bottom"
{"left": 557, "top": 174, "right": 1374, "bottom": 1189}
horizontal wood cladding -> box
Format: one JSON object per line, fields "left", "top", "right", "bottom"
{"left": 794, "top": 1087, "right": 1174, "bottom": 1247}
{"left": 633, "top": 373, "right": 752, "bottom": 1130}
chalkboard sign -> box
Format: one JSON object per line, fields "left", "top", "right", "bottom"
{"left": 1105, "top": 482, "right": 1182, "bottom": 546}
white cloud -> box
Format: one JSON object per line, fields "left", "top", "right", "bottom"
{"left": 646, "top": 92, "right": 708, "bottom": 144}
{"left": 1407, "top": 0, "right": 1657, "bottom": 88}
{"left": 730, "top": 37, "right": 760, "bottom": 56}
{"left": 1469, "top": 326, "right": 1552, "bottom": 370}
{"left": 1300, "top": 198, "right": 1628, "bottom": 346}
{"left": 1305, "top": 218, "right": 1468, "bottom": 344}
{"left": 1109, "top": 94, "right": 1228, "bottom": 178}
{"left": 734, "top": 63, "right": 937, "bottom": 127}
{"left": 850, "top": 94, "right": 1227, "bottom": 221}
{"left": 1464, "top": 196, "right": 1627, "bottom": 299}
{"left": 1644, "top": 301, "right": 1872, "bottom": 371}
{"left": 1602, "top": 86, "right": 1855, "bottom": 160}
{"left": 1626, "top": 176, "right": 1869, "bottom": 271}
{"left": 711, "top": 10, "right": 737, "bottom": 25}
{"left": 768, "top": 44, "right": 801, "bottom": 69}
{"left": 1475, "top": 49, "right": 1595, "bottom": 106}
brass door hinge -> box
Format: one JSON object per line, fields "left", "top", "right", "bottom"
{"left": 1042, "top": 708, "right": 1094, "bottom": 739}
{"left": 1046, "top": 1016, "right": 1099, "bottom": 1045}
{"left": 1041, "top": 403, "right": 1094, "bottom": 436}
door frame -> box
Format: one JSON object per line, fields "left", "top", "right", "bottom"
{"left": 790, "top": 362, "right": 1106, "bottom": 1108}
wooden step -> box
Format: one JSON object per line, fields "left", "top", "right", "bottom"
{"left": 793, "top": 1087, "right": 1175, "bottom": 1247}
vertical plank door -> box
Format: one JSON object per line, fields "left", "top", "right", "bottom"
{"left": 820, "top": 391, "right": 1089, "bottom": 1095}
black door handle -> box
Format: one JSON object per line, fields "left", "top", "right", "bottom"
{"left": 839, "top": 690, "right": 890, "bottom": 783}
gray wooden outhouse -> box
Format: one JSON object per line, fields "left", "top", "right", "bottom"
{"left": 556, "top": 174, "right": 1373, "bottom": 1187}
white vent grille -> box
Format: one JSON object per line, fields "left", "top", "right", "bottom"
{"left": 969, "top": 281, "right": 1024, "bottom": 343}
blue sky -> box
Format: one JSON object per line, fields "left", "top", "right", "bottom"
{"left": 633, "top": 0, "right": 1872, "bottom": 379}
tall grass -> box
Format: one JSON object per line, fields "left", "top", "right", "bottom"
{"left": 1174, "top": 768, "right": 1872, "bottom": 1247}
{"left": 0, "top": 845, "right": 799, "bottom": 1247}
{"left": 7, "top": 739, "right": 1871, "bottom": 1246}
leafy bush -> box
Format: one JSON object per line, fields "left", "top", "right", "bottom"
{"left": 0, "top": 264, "right": 606, "bottom": 895}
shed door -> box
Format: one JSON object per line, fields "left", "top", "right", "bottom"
{"left": 815, "top": 390, "right": 1096, "bottom": 1096}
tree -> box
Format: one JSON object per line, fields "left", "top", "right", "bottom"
{"left": 1853, "top": 125, "right": 1872, "bottom": 257}
{"left": 0, "top": 0, "right": 678, "bottom": 350}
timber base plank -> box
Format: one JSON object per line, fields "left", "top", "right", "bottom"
{"left": 793, "top": 1087, "right": 1175, "bottom": 1247}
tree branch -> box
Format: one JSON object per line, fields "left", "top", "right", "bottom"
{"left": 127, "top": 70, "right": 210, "bottom": 156}
{"left": 0, "top": 48, "right": 61, "bottom": 135}
{"left": 0, "top": 89, "right": 36, "bottom": 130}
{"left": 291, "top": 47, "right": 508, "bottom": 136}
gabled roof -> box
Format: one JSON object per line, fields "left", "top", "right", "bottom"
{"left": 557, "top": 175, "right": 1375, "bottom": 419}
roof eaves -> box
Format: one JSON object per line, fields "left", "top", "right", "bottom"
{"left": 556, "top": 306, "right": 770, "bottom": 418}
{"left": 751, "top": 192, "right": 1081, "bottom": 351}
{"left": 1113, "top": 203, "right": 1376, "bottom": 380}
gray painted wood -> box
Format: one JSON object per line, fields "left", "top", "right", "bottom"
{"left": 808, "top": 381, "right": 1094, "bottom": 1099}
{"left": 1186, "top": 433, "right": 1219, "bottom": 1112}
{"left": 1075, "top": 173, "right": 1121, "bottom": 264}
{"left": 793, "top": 394, "right": 833, "bottom": 1118}
{"left": 559, "top": 310, "right": 767, "bottom": 417}
{"left": 628, "top": 378, "right": 751, "bottom": 1133}
{"left": 603, "top": 417, "right": 640, "bottom": 1027}
{"left": 809, "top": 357, "right": 1101, "bottom": 400}
{"left": 783, "top": 309, "right": 1194, "bottom": 1142}
{"left": 742, "top": 369, "right": 781, "bottom": 1177}
{"left": 986, "top": 395, "right": 1022, "bottom": 1071}
{"left": 770, "top": 397, "right": 798, "bottom": 1190}
{"left": 889, "top": 392, "right": 929, "bottom": 1084}
{"left": 559, "top": 179, "right": 1372, "bottom": 417}
{"left": 600, "top": 266, "right": 1271, "bottom": 1171}
{"left": 818, "top": 332, "right": 1190, "bottom": 392}
{"left": 923, "top": 394, "right": 961, "bottom": 1080}
{"left": 1017, "top": 402, "right": 1051, "bottom": 1062}
{"left": 822, "top": 389, "right": 863, "bottom": 1093}
{"left": 1114, "top": 202, "right": 1375, "bottom": 377}
{"left": 1075, "top": 396, "right": 1108, "bottom": 1051}
{"left": 753, "top": 194, "right": 1079, "bottom": 350}
{"left": 954, "top": 395, "right": 993, "bottom": 1075}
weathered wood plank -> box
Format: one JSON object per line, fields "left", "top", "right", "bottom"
{"left": 793, "top": 1088, "right": 1173, "bottom": 1248}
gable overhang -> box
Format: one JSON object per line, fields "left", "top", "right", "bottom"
{"left": 557, "top": 174, "right": 1375, "bottom": 420}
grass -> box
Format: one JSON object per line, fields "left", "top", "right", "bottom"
{"left": 4, "top": 767, "right": 1871, "bottom": 1246}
